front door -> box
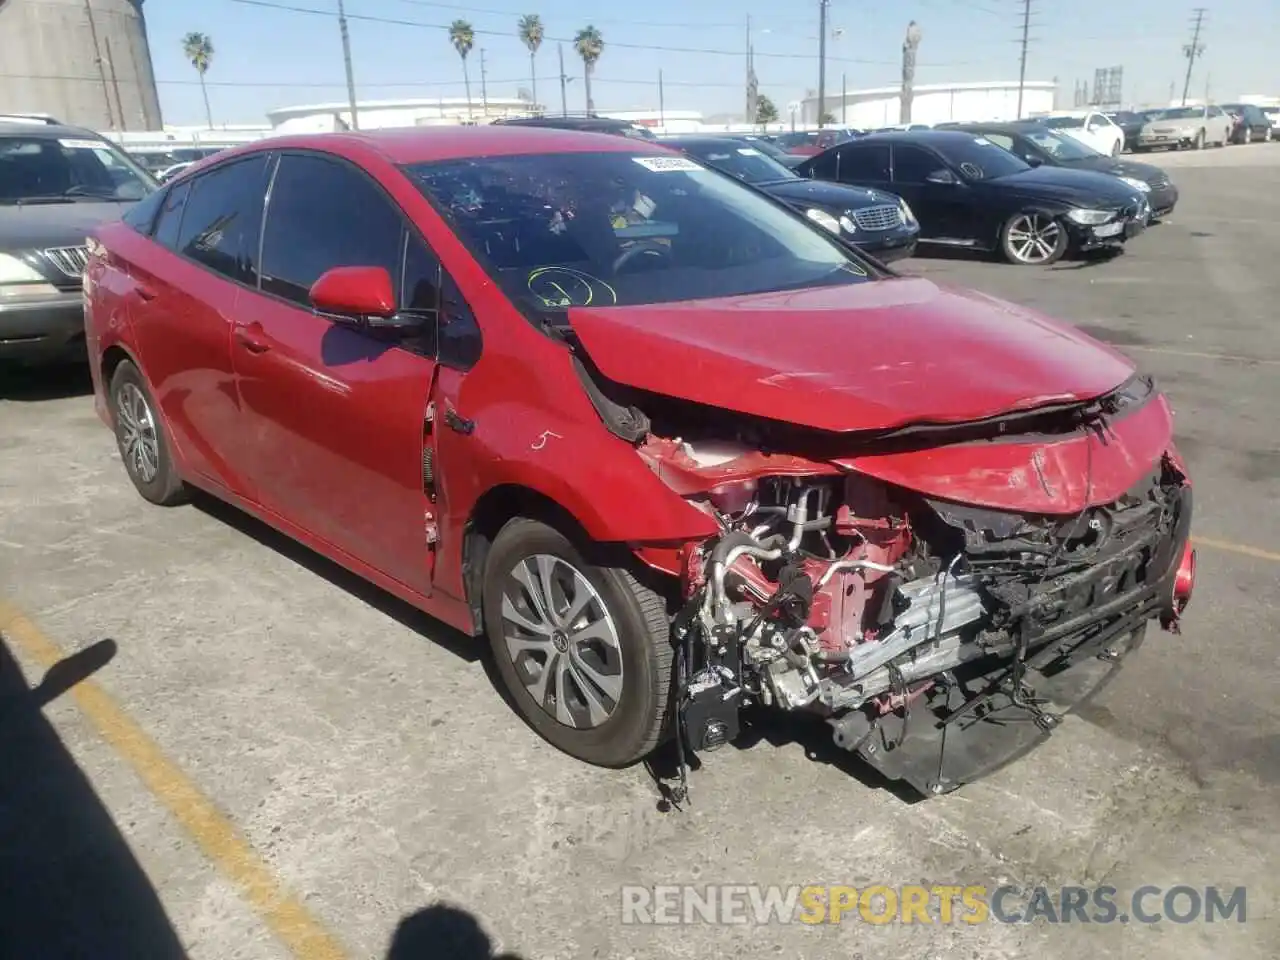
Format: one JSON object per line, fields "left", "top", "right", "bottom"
{"left": 889, "top": 143, "right": 969, "bottom": 243}
{"left": 231, "top": 151, "right": 438, "bottom": 594}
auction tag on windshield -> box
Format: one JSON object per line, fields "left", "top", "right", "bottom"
{"left": 632, "top": 156, "right": 703, "bottom": 173}
{"left": 59, "top": 138, "right": 105, "bottom": 150}
{"left": 737, "top": 147, "right": 762, "bottom": 155}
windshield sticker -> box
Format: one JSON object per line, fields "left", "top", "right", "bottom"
{"left": 973, "top": 137, "right": 993, "bottom": 145}
{"left": 59, "top": 138, "right": 105, "bottom": 150}
{"left": 737, "top": 147, "right": 762, "bottom": 156}
{"left": 632, "top": 156, "right": 703, "bottom": 173}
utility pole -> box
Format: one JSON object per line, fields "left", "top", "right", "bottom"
{"left": 558, "top": 43, "right": 568, "bottom": 116}
{"left": 841, "top": 73, "right": 847, "bottom": 124}
{"left": 817, "top": 0, "right": 830, "bottom": 128}
{"left": 480, "top": 48, "right": 489, "bottom": 117}
{"left": 336, "top": 0, "right": 360, "bottom": 129}
{"left": 83, "top": 0, "right": 117, "bottom": 130}
{"left": 1015, "top": 0, "right": 1033, "bottom": 120}
{"left": 658, "top": 70, "right": 666, "bottom": 129}
{"left": 745, "top": 15, "right": 751, "bottom": 122}
{"left": 1181, "top": 8, "right": 1207, "bottom": 106}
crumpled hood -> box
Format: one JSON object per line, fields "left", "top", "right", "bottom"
{"left": 568, "top": 276, "right": 1137, "bottom": 434}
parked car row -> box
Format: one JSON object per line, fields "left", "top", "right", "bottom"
{"left": 68, "top": 122, "right": 1195, "bottom": 799}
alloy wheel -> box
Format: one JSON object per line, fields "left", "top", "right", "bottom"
{"left": 116, "top": 382, "right": 160, "bottom": 483}
{"left": 500, "top": 554, "right": 624, "bottom": 729}
{"left": 1006, "top": 214, "right": 1063, "bottom": 265}
{"left": 1245, "top": 128, "right": 1253, "bottom": 144}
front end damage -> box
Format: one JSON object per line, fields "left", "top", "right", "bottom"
{"left": 619, "top": 377, "right": 1197, "bottom": 799}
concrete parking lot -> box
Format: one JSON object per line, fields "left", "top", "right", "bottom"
{"left": 2, "top": 144, "right": 1278, "bottom": 960}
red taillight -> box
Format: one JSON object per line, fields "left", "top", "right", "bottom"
{"left": 1161, "top": 541, "right": 1196, "bottom": 632}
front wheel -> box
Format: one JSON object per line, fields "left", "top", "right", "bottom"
{"left": 1194, "top": 129, "right": 1206, "bottom": 150}
{"left": 483, "top": 518, "right": 674, "bottom": 767}
{"left": 109, "top": 360, "right": 187, "bottom": 506}
{"left": 1111, "top": 139, "right": 1122, "bottom": 156}
{"left": 1000, "top": 211, "right": 1068, "bottom": 266}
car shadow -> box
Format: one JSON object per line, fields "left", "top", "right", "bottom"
{"left": 385, "top": 903, "right": 525, "bottom": 959}
{"left": 0, "top": 361, "right": 94, "bottom": 402}
{"left": 0, "top": 634, "right": 188, "bottom": 958}
{"left": 191, "top": 492, "right": 485, "bottom": 667}
{"left": 1050, "top": 246, "right": 1126, "bottom": 271}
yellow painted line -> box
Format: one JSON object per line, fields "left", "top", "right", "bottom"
{"left": 1121, "top": 344, "right": 1280, "bottom": 366}
{"left": 0, "top": 600, "right": 348, "bottom": 960}
{"left": 1194, "top": 537, "right": 1280, "bottom": 563}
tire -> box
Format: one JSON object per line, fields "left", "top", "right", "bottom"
{"left": 483, "top": 517, "right": 673, "bottom": 767}
{"left": 1244, "top": 127, "right": 1253, "bottom": 144}
{"left": 108, "top": 360, "right": 187, "bottom": 506}
{"left": 1110, "top": 138, "right": 1122, "bottom": 157}
{"left": 1000, "top": 211, "right": 1068, "bottom": 266}
{"left": 1193, "top": 129, "right": 1205, "bottom": 150}
{"left": 1266, "top": 127, "right": 1274, "bottom": 143}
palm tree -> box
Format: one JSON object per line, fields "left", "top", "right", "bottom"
{"left": 573, "top": 25, "right": 603, "bottom": 115}
{"left": 181, "top": 32, "right": 214, "bottom": 128}
{"left": 449, "top": 20, "right": 475, "bottom": 119}
{"left": 517, "top": 15, "right": 544, "bottom": 114}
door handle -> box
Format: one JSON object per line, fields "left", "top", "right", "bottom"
{"left": 136, "top": 285, "right": 157, "bottom": 302}
{"left": 234, "top": 324, "right": 271, "bottom": 354}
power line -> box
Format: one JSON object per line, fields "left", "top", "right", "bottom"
{"left": 1181, "top": 7, "right": 1207, "bottom": 106}
{"left": 225, "top": 0, "right": 971, "bottom": 67}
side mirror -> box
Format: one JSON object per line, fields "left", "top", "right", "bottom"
{"left": 925, "top": 168, "right": 957, "bottom": 185}
{"left": 1025, "top": 154, "right": 1044, "bottom": 167}
{"left": 309, "top": 266, "right": 425, "bottom": 334}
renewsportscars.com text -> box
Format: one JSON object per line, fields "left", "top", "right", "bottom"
{"left": 620, "top": 884, "right": 1248, "bottom": 926}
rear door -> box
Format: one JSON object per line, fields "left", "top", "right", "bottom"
{"left": 833, "top": 142, "right": 892, "bottom": 191}
{"left": 125, "top": 154, "right": 272, "bottom": 495}
{"left": 230, "top": 150, "right": 440, "bottom": 593}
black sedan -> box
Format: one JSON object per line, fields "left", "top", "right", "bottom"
{"left": 1104, "top": 110, "right": 1148, "bottom": 151}
{"left": 662, "top": 135, "right": 920, "bottom": 262}
{"left": 1221, "top": 103, "right": 1275, "bottom": 144}
{"left": 949, "top": 122, "right": 1179, "bottom": 219}
{"left": 796, "top": 130, "right": 1150, "bottom": 266}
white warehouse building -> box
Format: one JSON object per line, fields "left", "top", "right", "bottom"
{"left": 265, "top": 96, "right": 544, "bottom": 134}
{"left": 802, "top": 80, "right": 1058, "bottom": 128}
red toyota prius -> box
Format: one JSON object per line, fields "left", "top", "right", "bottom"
{"left": 84, "top": 127, "right": 1196, "bottom": 798}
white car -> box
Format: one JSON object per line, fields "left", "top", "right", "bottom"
{"left": 1034, "top": 111, "right": 1126, "bottom": 156}
{"left": 1264, "top": 106, "right": 1280, "bottom": 138}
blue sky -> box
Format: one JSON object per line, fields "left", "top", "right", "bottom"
{"left": 145, "top": 0, "right": 1277, "bottom": 125}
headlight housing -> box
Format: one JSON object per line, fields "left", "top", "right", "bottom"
{"left": 1065, "top": 208, "right": 1116, "bottom": 226}
{"left": 898, "top": 197, "right": 917, "bottom": 224}
{"left": 0, "top": 252, "right": 59, "bottom": 302}
{"left": 1118, "top": 176, "right": 1151, "bottom": 193}
{"left": 838, "top": 213, "right": 858, "bottom": 234}
{"left": 804, "top": 208, "right": 841, "bottom": 235}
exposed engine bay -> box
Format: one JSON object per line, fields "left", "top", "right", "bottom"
{"left": 646, "top": 432, "right": 1194, "bottom": 801}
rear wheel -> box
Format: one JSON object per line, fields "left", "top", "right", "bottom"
{"left": 482, "top": 518, "right": 673, "bottom": 767}
{"left": 1000, "top": 211, "right": 1068, "bottom": 266}
{"left": 109, "top": 360, "right": 187, "bottom": 506}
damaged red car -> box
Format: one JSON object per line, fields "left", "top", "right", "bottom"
{"left": 84, "top": 127, "right": 1196, "bottom": 798}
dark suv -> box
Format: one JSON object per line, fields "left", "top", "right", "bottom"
{"left": 1, "top": 121, "right": 157, "bottom": 366}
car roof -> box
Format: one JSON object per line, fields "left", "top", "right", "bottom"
{"left": 837, "top": 129, "right": 993, "bottom": 147}
{"left": 0, "top": 121, "right": 107, "bottom": 139}
{"left": 210, "top": 126, "right": 675, "bottom": 167}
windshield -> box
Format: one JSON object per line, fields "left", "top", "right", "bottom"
{"left": 677, "top": 142, "right": 796, "bottom": 184}
{"left": 1021, "top": 127, "right": 1101, "bottom": 160}
{"left": 1154, "top": 107, "right": 1202, "bottom": 121}
{"left": 937, "top": 136, "right": 1031, "bottom": 180}
{"left": 1039, "top": 115, "right": 1086, "bottom": 129}
{"left": 402, "top": 151, "right": 870, "bottom": 314}
{"left": 0, "top": 135, "right": 156, "bottom": 203}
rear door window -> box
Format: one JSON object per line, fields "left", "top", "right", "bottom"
{"left": 837, "top": 144, "right": 891, "bottom": 183}
{"left": 174, "top": 155, "right": 271, "bottom": 285}
{"left": 152, "top": 179, "right": 191, "bottom": 251}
